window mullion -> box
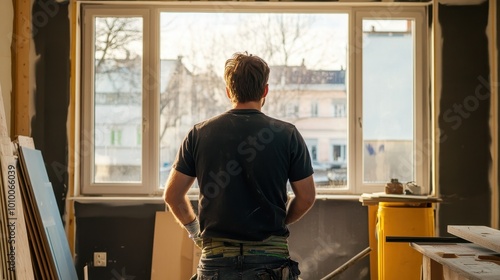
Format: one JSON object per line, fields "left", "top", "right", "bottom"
{"left": 146, "top": 8, "right": 162, "bottom": 194}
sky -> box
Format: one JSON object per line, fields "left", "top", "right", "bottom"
{"left": 159, "top": 12, "right": 349, "bottom": 75}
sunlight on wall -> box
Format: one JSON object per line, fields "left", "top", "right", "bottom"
{"left": 0, "top": 0, "right": 13, "bottom": 132}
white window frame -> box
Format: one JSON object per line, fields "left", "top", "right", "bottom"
{"left": 81, "top": 7, "right": 157, "bottom": 194}
{"left": 353, "top": 8, "right": 430, "bottom": 194}
{"left": 77, "top": 1, "right": 430, "bottom": 196}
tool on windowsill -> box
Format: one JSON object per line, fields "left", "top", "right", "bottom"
{"left": 385, "top": 178, "right": 404, "bottom": 194}
{"left": 404, "top": 181, "right": 422, "bottom": 195}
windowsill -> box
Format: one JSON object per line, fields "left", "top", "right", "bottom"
{"left": 315, "top": 194, "right": 360, "bottom": 201}
{"left": 69, "top": 195, "right": 167, "bottom": 205}
{"left": 69, "top": 194, "right": 361, "bottom": 204}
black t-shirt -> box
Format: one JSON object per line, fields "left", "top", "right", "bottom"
{"left": 173, "top": 109, "right": 313, "bottom": 241}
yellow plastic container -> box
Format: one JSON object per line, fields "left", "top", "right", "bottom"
{"left": 377, "top": 202, "right": 435, "bottom": 280}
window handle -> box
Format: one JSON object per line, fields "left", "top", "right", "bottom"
{"left": 143, "top": 117, "right": 148, "bottom": 132}
{"left": 358, "top": 117, "right": 362, "bottom": 128}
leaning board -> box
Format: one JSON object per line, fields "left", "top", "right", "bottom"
{"left": 0, "top": 154, "right": 34, "bottom": 279}
{"left": 18, "top": 146, "right": 78, "bottom": 280}
{"left": 448, "top": 225, "right": 500, "bottom": 253}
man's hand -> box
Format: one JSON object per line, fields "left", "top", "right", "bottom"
{"left": 184, "top": 217, "right": 200, "bottom": 238}
{"left": 285, "top": 175, "right": 316, "bottom": 225}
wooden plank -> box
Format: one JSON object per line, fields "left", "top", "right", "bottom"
{"left": 320, "top": 247, "right": 371, "bottom": 280}
{"left": 15, "top": 135, "right": 34, "bottom": 149}
{"left": 0, "top": 88, "right": 12, "bottom": 280}
{"left": 359, "top": 192, "right": 442, "bottom": 206}
{"left": 448, "top": 225, "right": 500, "bottom": 253}
{"left": 18, "top": 146, "right": 78, "bottom": 280}
{"left": 67, "top": 0, "right": 78, "bottom": 258}
{"left": 12, "top": 0, "right": 31, "bottom": 136}
{"left": 411, "top": 242, "right": 500, "bottom": 280}
{"left": 0, "top": 81, "right": 11, "bottom": 280}
{"left": 422, "top": 255, "right": 443, "bottom": 280}
{"left": 0, "top": 154, "right": 34, "bottom": 279}
{"left": 0, "top": 164, "right": 14, "bottom": 280}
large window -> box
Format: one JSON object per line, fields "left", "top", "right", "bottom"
{"left": 80, "top": 2, "right": 429, "bottom": 195}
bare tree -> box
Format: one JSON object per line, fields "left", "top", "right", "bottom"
{"left": 233, "top": 14, "right": 336, "bottom": 121}
{"left": 94, "top": 17, "right": 142, "bottom": 71}
{"left": 158, "top": 57, "right": 192, "bottom": 141}
{"left": 93, "top": 17, "right": 143, "bottom": 107}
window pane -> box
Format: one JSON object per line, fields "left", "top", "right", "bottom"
{"left": 362, "top": 19, "right": 415, "bottom": 184}
{"left": 159, "top": 12, "right": 348, "bottom": 189}
{"left": 93, "top": 17, "right": 143, "bottom": 183}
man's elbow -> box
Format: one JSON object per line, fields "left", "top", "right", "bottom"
{"left": 162, "top": 191, "right": 169, "bottom": 206}
{"left": 291, "top": 176, "right": 316, "bottom": 209}
{"left": 163, "top": 188, "right": 177, "bottom": 207}
{"left": 303, "top": 180, "right": 316, "bottom": 208}
{"left": 303, "top": 191, "right": 316, "bottom": 209}
{"left": 295, "top": 190, "right": 316, "bottom": 211}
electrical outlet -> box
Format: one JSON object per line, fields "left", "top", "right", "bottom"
{"left": 94, "top": 252, "right": 107, "bottom": 267}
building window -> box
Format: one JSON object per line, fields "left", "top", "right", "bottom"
{"left": 79, "top": 3, "right": 429, "bottom": 195}
{"left": 136, "top": 125, "right": 142, "bottom": 146}
{"left": 110, "top": 128, "right": 122, "bottom": 146}
{"left": 332, "top": 144, "right": 346, "bottom": 163}
{"left": 305, "top": 139, "right": 319, "bottom": 163}
{"left": 285, "top": 102, "right": 299, "bottom": 118}
{"left": 311, "top": 101, "right": 319, "bottom": 117}
{"left": 333, "top": 103, "right": 346, "bottom": 118}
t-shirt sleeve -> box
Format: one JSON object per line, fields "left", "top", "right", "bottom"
{"left": 172, "top": 129, "right": 197, "bottom": 177}
{"left": 288, "top": 127, "right": 314, "bottom": 182}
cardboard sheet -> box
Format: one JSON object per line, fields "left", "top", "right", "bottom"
{"left": 151, "top": 211, "right": 200, "bottom": 279}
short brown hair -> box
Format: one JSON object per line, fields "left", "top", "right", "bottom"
{"left": 224, "top": 52, "right": 270, "bottom": 103}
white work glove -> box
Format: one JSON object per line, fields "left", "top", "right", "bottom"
{"left": 184, "top": 218, "right": 202, "bottom": 248}
{"left": 184, "top": 217, "right": 200, "bottom": 238}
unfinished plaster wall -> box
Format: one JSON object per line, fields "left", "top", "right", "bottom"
{"left": 437, "top": 1, "right": 492, "bottom": 234}
{"left": 498, "top": 0, "right": 500, "bottom": 228}
{"left": 0, "top": 1, "right": 13, "bottom": 129}
{"left": 31, "top": 0, "right": 71, "bottom": 216}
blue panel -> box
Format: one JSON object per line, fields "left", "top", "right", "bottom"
{"left": 19, "top": 147, "right": 78, "bottom": 280}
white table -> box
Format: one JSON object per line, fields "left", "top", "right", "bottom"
{"left": 411, "top": 225, "right": 500, "bottom": 280}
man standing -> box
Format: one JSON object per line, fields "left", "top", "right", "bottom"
{"left": 164, "top": 52, "right": 316, "bottom": 279}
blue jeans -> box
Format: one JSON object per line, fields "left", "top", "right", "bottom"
{"left": 193, "top": 255, "right": 300, "bottom": 280}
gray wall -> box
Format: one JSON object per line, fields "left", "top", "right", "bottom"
{"left": 32, "top": 0, "right": 70, "bottom": 217}
{"left": 74, "top": 199, "right": 369, "bottom": 280}
{"left": 437, "top": 1, "right": 492, "bottom": 235}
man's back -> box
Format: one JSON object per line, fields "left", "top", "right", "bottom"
{"left": 174, "top": 108, "right": 313, "bottom": 241}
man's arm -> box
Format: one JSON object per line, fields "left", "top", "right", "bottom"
{"left": 285, "top": 175, "right": 316, "bottom": 225}
{"left": 163, "top": 169, "right": 197, "bottom": 227}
